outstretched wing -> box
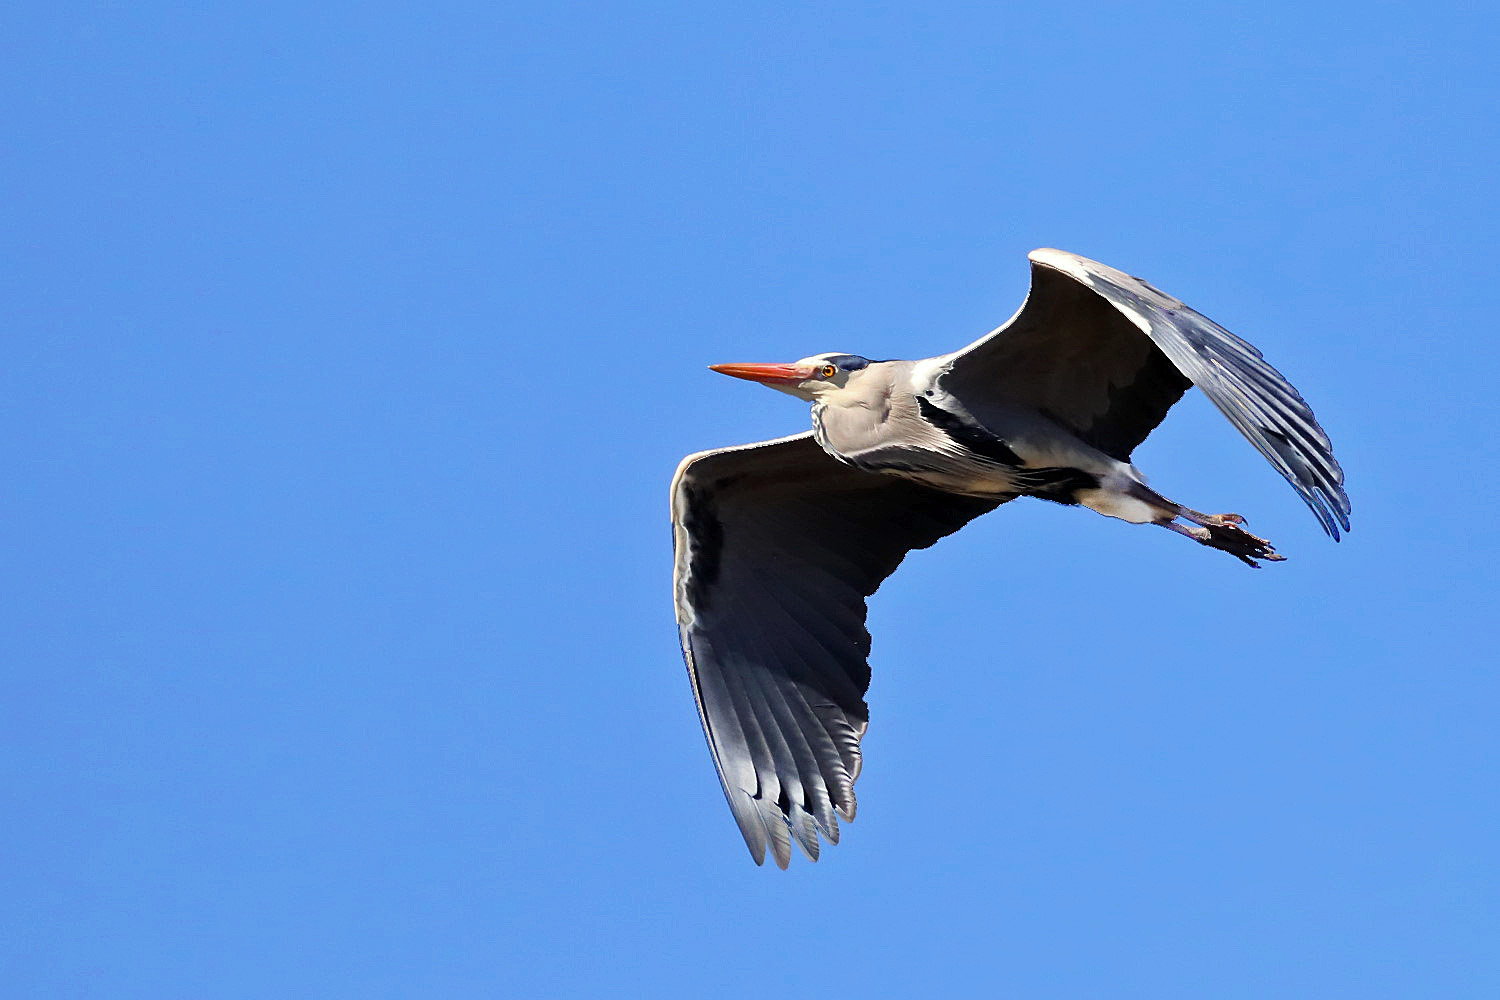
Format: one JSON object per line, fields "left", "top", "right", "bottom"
{"left": 671, "top": 433, "right": 1003, "bottom": 867}
{"left": 941, "top": 248, "right": 1350, "bottom": 538}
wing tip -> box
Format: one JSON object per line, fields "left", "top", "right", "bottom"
{"left": 727, "top": 786, "right": 855, "bottom": 869}
{"left": 1298, "top": 483, "right": 1351, "bottom": 541}
{"left": 1321, "top": 488, "right": 1353, "bottom": 541}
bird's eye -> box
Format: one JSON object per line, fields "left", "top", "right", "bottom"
{"left": 820, "top": 364, "right": 837, "bottom": 378}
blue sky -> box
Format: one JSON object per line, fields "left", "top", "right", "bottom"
{"left": 4, "top": 2, "right": 1498, "bottom": 996}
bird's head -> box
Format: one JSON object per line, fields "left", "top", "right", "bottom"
{"left": 709, "top": 353, "right": 877, "bottom": 404}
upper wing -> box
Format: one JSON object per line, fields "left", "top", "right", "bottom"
{"left": 940, "top": 249, "right": 1350, "bottom": 538}
{"left": 671, "top": 433, "right": 1002, "bottom": 867}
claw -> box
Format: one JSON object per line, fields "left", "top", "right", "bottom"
{"left": 1202, "top": 517, "right": 1282, "bottom": 568}
{"left": 1166, "top": 510, "right": 1282, "bottom": 567}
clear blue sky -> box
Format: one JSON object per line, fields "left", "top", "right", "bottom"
{"left": 4, "top": 2, "right": 1497, "bottom": 997}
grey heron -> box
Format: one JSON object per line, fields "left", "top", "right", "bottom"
{"left": 671, "top": 249, "right": 1349, "bottom": 867}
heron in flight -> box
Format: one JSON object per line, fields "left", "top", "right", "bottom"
{"left": 670, "top": 249, "right": 1349, "bottom": 867}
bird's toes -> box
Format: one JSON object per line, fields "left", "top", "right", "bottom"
{"left": 1203, "top": 519, "right": 1284, "bottom": 566}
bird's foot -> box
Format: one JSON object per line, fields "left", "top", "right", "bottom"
{"left": 1196, "top": 513, "right": 1283, "bottom": 568}
{"left": 1166, "top": 513, "right": 1284, "bottom": 568}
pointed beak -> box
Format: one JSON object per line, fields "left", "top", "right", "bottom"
{"left": 708, "top": 362, "right": 809, "bottom": 385}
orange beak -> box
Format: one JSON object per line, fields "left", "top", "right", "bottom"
{"left": 708, "top": 362, "right": 809, "bottom": 385}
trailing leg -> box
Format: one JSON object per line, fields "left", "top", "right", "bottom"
{"left": 1031, "top": 464, "right": 1286, "bottom": 568}
{"left": 1110, "top": 478, "right": 1285, "bottom": 568}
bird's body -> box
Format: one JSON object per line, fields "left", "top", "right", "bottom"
{"left": 807, "top": 358, "right": 1158, "bottom": 518}
{"left": 672, "top": 249, "right": 1350, "bottom": 867}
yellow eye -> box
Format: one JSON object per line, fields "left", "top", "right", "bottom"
{"left": 820, "top": 364, "right": 837, "bottom": 378}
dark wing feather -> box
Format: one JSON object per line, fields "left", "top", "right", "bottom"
{"left": 941, "top": 249, "right": 1350, "bottom": 538}
{"left": 671, "top": 433, "right": 1002, "bottom": 866}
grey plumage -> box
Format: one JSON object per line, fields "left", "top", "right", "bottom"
{"left": 671, "top": 249, "right": 1350, "bottom": 867}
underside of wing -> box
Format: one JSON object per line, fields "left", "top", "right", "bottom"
{"left": 942, "top": 249, "right": 1350, "bottom": 538}
{"left": 670, "top": 434, "right": 1002, "bottom": 866}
